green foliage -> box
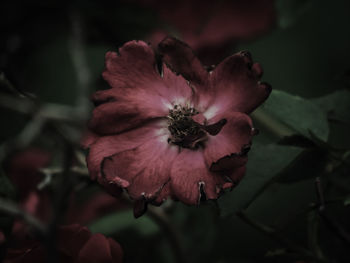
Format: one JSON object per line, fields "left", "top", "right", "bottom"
{"left": 262, "top": 90, "right": 329, "bottom": 140}
{"left": 276, "top": 148, "right": 329, "bottom": 183}
{"left": 88, "top": 210, "right": 159, "bottom": 236}
{"left": 218, "top": 143, "right": 302, "bottom": 217}
{"left": 313, "top": 89, "right": 350, "bottom": 124}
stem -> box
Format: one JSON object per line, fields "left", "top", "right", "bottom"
{"left": 236, "top": 211, "right": 329, "bottom": 263}
{"left": 251, "top": 108, "right": 295, "bottom": 139}
{"left": 307, "top": 210, "right": 327, "bottom": 261}
{"left": 0, "top": 198, "right": 47, "bottom": 236}
{"left": 69, "top": 10, "right": 91, "bottom": 118}
{"left": 315, "top": 178, "right": 350, "bottom": 246}
{"left": 147, "top": 206, "right": 189, "bottom": 263}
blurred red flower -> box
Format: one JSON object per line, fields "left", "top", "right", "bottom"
{"left": 3, "top": 148, "right": 125, "bottom": 239}
{"left": 83, "top": 37, "right": 270, "bottom": 215}
{"left": 140, "top": 0, "right": 276, "bottom": 65}
{"left": 3, "top": 224, "right": 123, "bottom": 263}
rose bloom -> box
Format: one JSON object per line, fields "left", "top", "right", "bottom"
{"left": 138, "top": 0, "right": 276, "bottom": 65}
{"left": 83, "top": 37, "right": 270, "bottom": 216}
{"left": 3, "top": 224, "right": 123, "bottom": 263}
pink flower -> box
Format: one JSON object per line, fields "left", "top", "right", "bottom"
{"left": 83, "top": 37, "right": 270, "bottom": 215}
{"left": 4, "top": 224, "right": 123, "bottom": 263}
{"left": 141, "top": 0, "right": 276, "bottom": 65}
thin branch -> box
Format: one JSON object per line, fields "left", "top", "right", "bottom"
{"left": 315, "top": 177, "right": 350, "bottom": 246}
{"left": 119, "top": 193, "right": 188, "bottom": 263}
{"left": 307, "top": 210, "right": 327, "bottom": 261}
{"left": 69, "top": 11, "right": 92, "bottom": 118}
{"left": 0, "top": 113, "right": 46, "bottom": 163}
{"left": 0, "top": 198, "right": 47, "bottom": 236}
{"left": 236, "top": 211, "right": 329, "bottom": 263}
{"left": 38, "top": 165, "right": 88, "bottom": 190}
{"left": 147, "top": 206, "right": 189, "bottom": 263}
{"left": 0, "top": 94, "right": 82, "bottom": 123}
{"left": 251, "top": 108, "right": 296, "bottom": 139}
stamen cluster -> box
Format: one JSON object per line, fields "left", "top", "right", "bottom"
{"left": 167, "top": 105, "right": 203, "bottom": 148}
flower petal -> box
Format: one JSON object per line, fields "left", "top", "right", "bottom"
{"left": 158, "top": 37, "right": 208, "bottom": 86}
{"left": 204, "top": 112, "right": 253, "bottom": 172}
{"left": 153, "top": 181, "right": 172, "bottom": 205}
{"left": 86, "top": 120, "right": 166, "bottom": 180}
{"left": 209, "top": 51, "right": 271, "bottom": 114}
{"left": 108, "top": 238, "right": 123, "bottom": 262}
{"left": 170, "top": 150, "right": 219, "bottom": 205}
{"left": 88, "top": 98, "right": 167, "bottom": 135}
{"left": 102, "top": 41, "right": 159, "bottom": 89}
{"left": 90, "top": 42, "right": 193, "bottom": 135}
{"left": 102, "top": 134, "right": 178, "bottom": 201}
{"left": 76, "top": 233, "right": 121, "bottom": 263}
{"left": 58, "top": 225, "right": 91, "bottom": 258}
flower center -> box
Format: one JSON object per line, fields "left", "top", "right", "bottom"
{"left": 167, "top": 105, "right": 206, "bottom": 149}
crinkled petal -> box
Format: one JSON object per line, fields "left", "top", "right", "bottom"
{"left": 153, "top": 181, "right": 172, "bottom": 205}
{"left": 170, "top": 150, "right": 219, "bottom": 205}
{"left": 103, "top": 41, "right": 160, "bottom": 89}
{"left": 158, "top": 37, "right": 208, "bottom": 86}
{"left": 203, "top": 112, "right": 253, "bottom": 171}
{"left": 228, "top": 166, "right": 246, "bottom": 185}
{"left": 209, "top": 51, "right": 271, "bottom": 115}
{"left": 58, "top": 225, "right": 91, "bottom": 259}
{"left": 76, "top": 233, "right": 121, "bottom": 263}
{"left": 86, "top": 120, "right": 166, "bottom": 180}
{"left": 90, "top": 42, "right": 193, "bottom": 135}
{"left": 102, "top": 132, "right": 178, "bottom": 201}
{"left": 88, "top": 98, "right": 166, "bottom": 135}
{"left": 81, "top": 130, "right": 99, "bottom": 149}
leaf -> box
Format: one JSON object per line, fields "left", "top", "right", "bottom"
{"left": 88, "top": 210, "right": 159, "bottom": 236}
{"left": 218, "top": 143, "right": 303, "bottom": 217}
{"left": 262, "top": 90, "right": 329, "bottom": 141}
{"left": 276, "top": 148, "right": 329, "bottom": 183}
{"left": 312, "top": 89, "right": 350, "bottom": 124}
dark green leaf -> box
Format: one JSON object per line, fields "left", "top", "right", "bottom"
{"left": 312, "top": 89, "right": 350, "bottom": 124}
{"left": 218, "top": 143, "right": 302, "bottom": 217}
{"left": 276, "top": 148, "right": 329, "bottom": 183}
{"left": 262, "top": 90, "right": 329, "bottom": 141}
{"left": 88, "top": 210, "right": 159, "bottom": 236}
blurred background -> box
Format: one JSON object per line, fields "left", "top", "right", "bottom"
{"left": 0, "top": 0, "right": 350, "bottom": 262}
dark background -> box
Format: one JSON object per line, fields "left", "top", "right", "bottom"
{"left": 1, "top": 0, "right": 350, "bottom": 262}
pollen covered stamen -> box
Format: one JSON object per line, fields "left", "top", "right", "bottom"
{"left": 167, "top": 105, "right": 205, "bottom": 149}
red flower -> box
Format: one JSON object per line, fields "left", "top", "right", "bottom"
{"left": 4, "top": 224, "right": 123, "bottom": 263}
{"left": 5, "top": 148, "right": 51, "bottom": 201}
{"left": 83, "top": 37, "right": 270, "bottom": 215}
{"left": 141, "top": 0, "right": 276, "bottom": 65}
{"left": 4, "top": 148, "right": 125, "bottom": 238}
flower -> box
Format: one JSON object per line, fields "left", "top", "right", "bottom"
{"left": 138, "top": 0, "right": 276, "bottom": 65}
{"left": 83, "top": 37, "right": 271, "bottom": 216}
{"left": 4, "top": 148, "right": 53, "bottom": 238}
{"left": 3, "top": 224, "right": 123, "bottom": 263}
{"left": 4, "top": 148, "right": 125, "bottom": 239}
